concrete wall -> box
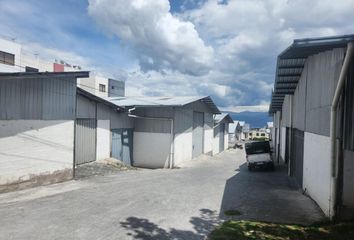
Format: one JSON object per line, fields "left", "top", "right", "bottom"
{"left": 213, "top": 125, "right": 220, "bottom": 155}
{"left": 280, "top": 127, "right": 286, "bottom": 163}
{"left": 303, "top": 132, "right": 332, "bottom": 216}
{"left": 133, "top": 132, "right": 171, "bottom": 168}
{"left": 204, "top": 112, "right": 213, "bottom": 155}
{"left": 224, "top": 124, "right": 229, "bottom": 150}
{"left": 0, "top": 120, "right": 74, "bottom": 192}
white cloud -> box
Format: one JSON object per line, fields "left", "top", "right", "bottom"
{"left": 220, "top": 104, "right": 270, "bottom": 113}
{"left": 88, "top": 0, "right": 213, "bottom": 76}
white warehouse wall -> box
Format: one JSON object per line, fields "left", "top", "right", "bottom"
{"left": 303, "top": 132, "right": 332, "bottom": 216}
{"left": 280, "top": 127, "right": 286, "bottom": 164}
{"left": 204, "top": 128, "right": 213, "bottom": 154}
{"left": 133, "top": 132, "right": 171, "bottom": 168}
{"left": 213, "top": 131, "right": 220, "bottom": 155}
{"left": 174, "top": 132, "right": 192, "bottom": 166}
{"left": 96, "top": 120, "right": 110, "bottom": 161}
{"left": 0, "top": 120, "right": 74, "bottom": 188}
{"left": 224, "top": 124, "right": 229, "bottom": 151}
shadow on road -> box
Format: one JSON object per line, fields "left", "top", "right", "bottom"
{"left": 219, "top": 163, "right": 325, "bottom": 225}
{"left": 120, "top": 209, "right": 219, "bottom": 240}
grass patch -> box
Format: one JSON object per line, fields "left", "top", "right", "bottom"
{"left": 224, "top": 210, "right": 242, "bottom": 216}
{"left": 209, "top": 220, "right": 354, "bottom": 240}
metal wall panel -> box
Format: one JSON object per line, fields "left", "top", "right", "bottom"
{"left": 0, "top": 76, "right": 76, "bottom": 120}
{"left": 75, "top": 118, "right": 96, "bottom": 165}
{"left": 76, "top": 94, "right": 96, "bottom": 118}
{"left": 110, "top": 112, "right": 134, "bottom": 129}
{"left": 305, "top": 48, "right": 345, "bottom": 136}
{"left": 292, "top": 63, "right": 307, "bottom": 131}
{"left": 174, "top": 108, "right": 192, "bottom": 134}
{"left": 281, "top": 95, "right": 291, "bottom": 127}
{"left": 192, "top": 111, "right": 204, "bottom": 158}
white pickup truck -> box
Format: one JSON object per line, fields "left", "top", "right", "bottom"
{"left": 245, "top": 141, "right": 274, "bottom": 171}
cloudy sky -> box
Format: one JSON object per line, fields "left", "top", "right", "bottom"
{"left": 1, "top": 0, "right": 354, "bottom": 112}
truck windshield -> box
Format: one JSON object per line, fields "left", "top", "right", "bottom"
{"left": 245, "top": 141, "right": 270, "bottom": 155}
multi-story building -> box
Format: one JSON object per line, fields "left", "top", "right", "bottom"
{"left": 0, "top": 37, "right": 125, "bottom": 97}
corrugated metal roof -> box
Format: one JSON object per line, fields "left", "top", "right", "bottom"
{"left": 214, "top": 113, "right": 234, "bottom": 124}
{"left": 77, "top": 87, "right": 124, "bottom": 111}
{"left": 0, "top": 71, "right": 89, "bottom": 79}
{"left": 107, "top": 96, "right": 220, "bottom": 113}
{"left": 269, "top": 34, "right": 354, "bottom": 113}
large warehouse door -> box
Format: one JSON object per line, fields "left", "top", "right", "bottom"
{"left": 192, "top": 111, "right": 204, "bottom": 158}
{"left": 290, "top": 129, "right": 304, "bottom": 187}
{"left": 75, "top": 119, "right": 96, "bottom": 165}
{"left": 112, "top": 129, "right": 133, "bottom": 165}
{"left": 219, "top": 123, "right": 225, "bottom": 152}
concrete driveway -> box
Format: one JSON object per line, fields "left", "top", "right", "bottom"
{"left": 0, "top": 149, "right": 324, "bottom": 240}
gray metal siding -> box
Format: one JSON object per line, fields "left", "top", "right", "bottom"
{"left": 110, "top": 112, "right": 134, "bottom": 129}
{"left": 0, "top": 76, "right": 76, "bottom": 120}
{"left": 204, "top": 112, "right": 213, "bottom": 129}
{"left": 174, "top": 108, "right": 193, "bottom": 134}
{"left": 292, "top": 63, "right": 307, "bottom": 131}
{"left": 192, "top": 111, "right": 204, "bottom": 158}
{"left": 75, "top": 118, "right": 97, "bottom": 165}
{"left": 185, "top": 100, "right": 214, "bottom": 113}
{"left": 281, "top": 95, "right": 292, "bottom": 127}
{"left": 134, "top": 118, "right": 171, "bottom": 133}
{"left": 97, "top": 103, "right": 111, "bottom": 120}
{"left": 305, "top": 48, "right": 345, "bottom": 136}
{"left": 133, "top": 107, "right": 173, "bottom": 133}
{"left": 76, "top": 94, "right": 96, "bottom": 119}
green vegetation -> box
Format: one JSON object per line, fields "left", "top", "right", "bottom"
{"left": 209, "top": 220, "right": 354, "bottom": 240}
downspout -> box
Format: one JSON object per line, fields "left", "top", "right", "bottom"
{"left": 330, "top": 42, "right": 354, "bottom": 220}
{"left": 128, "top": 108, "right": 175, "bottom": 169}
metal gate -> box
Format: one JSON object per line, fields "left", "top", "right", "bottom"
{"left": 192, "top": 111, "right": 204, "bottom": 158}
{"left": 75, "top": 119, "right": 96, "bottom": 165}
{"left": 290, "top": 129, "right": 304, "bottom": 187}
{"left": 112, "top": 128, "right": 133, "bottom": 165}
{"left": 219, "top": 123, "right": 225, "bottom": 152}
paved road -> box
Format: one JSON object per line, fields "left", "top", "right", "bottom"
{"left": 0, "top": 149, "right": 324, "bottom": 240}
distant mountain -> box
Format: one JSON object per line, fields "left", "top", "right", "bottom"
{"left": 224, "top": 111, "right": 272, "bottom": 128}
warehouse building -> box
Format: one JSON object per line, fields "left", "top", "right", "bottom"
{"left": 213, "top": 113, "right": 233, "bottom": 155}
{"left": 269, "top": 34, "right": 354, "bottom": 220}
{"left": 0, "top": 72, "right": 88, "bottom": 192}
{"left": 108, "top": 96, "right": 220, "bottom": 168}
{"left": 75, "top": 88, "right": 134, "bottom": 166}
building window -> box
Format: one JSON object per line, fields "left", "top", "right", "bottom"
{"left": 111, "top": 86, "right": 115, "bottom": 89}
{"left": 25, "top": 66, "right": 39, "bottom": 72}
{"left": 261, "top": 133, "right": 265, "bottom": 137}
{"left": 99, "top": 84, "right": 106, "bottom": 93}
{"left": 256, "top": 133, "right": 260, "bottom": 136}
{"left": 0, "top": 51, "right": 15, "bottom": 66}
